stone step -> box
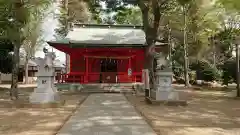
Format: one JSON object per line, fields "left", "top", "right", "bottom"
{"left": 80, "top": 89, "right": 134, "bottom": 94}
{"left": 82, "top": 87, "right": 133, "bottom": 90}
{"left": 55, "top": 83, "right": 135, "bottom": 93}
{"left": 80, "top": 87, "right": 134, "bottom": 93}
{"left": 81, "top": 84, "right": 134, "bottom": 93}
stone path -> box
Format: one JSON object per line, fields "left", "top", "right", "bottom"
{"left": 57, "top": 94, "right": 156, "bottom": 135}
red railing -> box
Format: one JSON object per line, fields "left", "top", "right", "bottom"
{"left": 56, "top": 72, "right": 84, "bottom": 83}
{"left": 56, "top": 72, "right": 142, "bottom": 83}
{"left": 132, "top": 72, "right": 142, "bottom": 82}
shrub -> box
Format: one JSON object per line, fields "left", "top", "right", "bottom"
{"left": 189, "top": 71, "right": 196, "bottom": 84}
{"left": 172, "top": 61, "right": 184, "bottom": 78}
{"left": 202, "top": 66, "right": 221, "bottom": 82}
{"left": 190, "top": 60, "right": 221, "bottom": 82}
{"left": 221, "top": 59, "right": 236, "bottom": 85}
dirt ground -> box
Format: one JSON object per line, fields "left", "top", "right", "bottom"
{"left": 0, "top": 88, "right": 87, "bottom": 135}
{"left": 126, "top": 89, "right": 240, "bottom": 135}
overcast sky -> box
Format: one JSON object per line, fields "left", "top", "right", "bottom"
{"left": 35, "top": 2, "right": 65, "bottom": 62}
{"left": 34, "top": 1, "right": 119, "bottom": 62}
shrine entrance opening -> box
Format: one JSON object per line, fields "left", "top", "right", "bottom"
{"left": 100, "top": 58, "right": 118, "bottom": 83}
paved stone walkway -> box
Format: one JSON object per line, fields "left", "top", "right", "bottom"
{"left": 57, "top": 94, "right": 156, "bottom": 135}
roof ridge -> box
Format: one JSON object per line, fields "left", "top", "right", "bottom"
{"left": 73, "top": 23, "right": 143, "bottom": 29}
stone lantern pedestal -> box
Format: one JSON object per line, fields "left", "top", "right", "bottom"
{"left": 145, "top": 54, "right": 187, "bottom": 105}
{"left": 29, "top": 52, "right": 61, "bottom": 104}
{"left": 146, "top": 68, "right": 187, "bottom": 106}
{"left": 150, "top": 69, "right": 179, "bottom": 101}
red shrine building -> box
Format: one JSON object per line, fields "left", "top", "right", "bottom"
{"left": 48, "top": 24, "right": 152, "bottom": 84}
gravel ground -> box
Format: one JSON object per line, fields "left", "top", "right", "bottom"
{"left": 0, "top": 88, "right": 88, "bottom": 135}
{"left": 126, "top": 90, "right": 240, "bottom": 135}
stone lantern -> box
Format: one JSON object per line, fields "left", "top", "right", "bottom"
{"left": 146, "top": 44, "right": 187, "bottom": 105}
{"left": 29, "top": 50, "right": 60, "bottom": 104}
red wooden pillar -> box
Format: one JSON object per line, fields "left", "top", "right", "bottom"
{"left": 85, "top": 56, "right": 89, "bottom": 83}
{"left": 128, "top": 57, "right": 132, "bottom": 69}
{"left": 128, "top": 57, "right": 132, "bottom": 82}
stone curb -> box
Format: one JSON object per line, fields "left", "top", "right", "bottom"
{"left": 124, "top": 94, "right": 157, "bottom": 135}
{"left": 145, "top": 97, "right": 188, "bottom": 106}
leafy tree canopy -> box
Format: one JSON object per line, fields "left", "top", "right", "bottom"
{"left": 217, "top": 0, "right": 240, "bottom": 12}
{"left": 0, "top": 39, "right": 13, "bottom": 51}
{"left": 0, "top": 39, "right": 13, "bottom": 73}
{"left": 113, "top": 6, "right": 142, "bottom": 25}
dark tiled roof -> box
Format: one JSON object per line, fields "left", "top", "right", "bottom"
{"left": 48, "top": 24, "right": 146, "bottom": 47}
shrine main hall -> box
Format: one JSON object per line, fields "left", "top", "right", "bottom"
{"left": 48, "top": 24, "right": 162, "bottom": 84}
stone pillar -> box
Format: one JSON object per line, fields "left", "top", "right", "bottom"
{"left": 29, "top": 52, "right": 60, "bottom": 104}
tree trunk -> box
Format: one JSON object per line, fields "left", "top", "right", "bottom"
{"left": 213, "top": 47, "right": 216, "bottom": 67}
{"left": 168, "top": 26, "right": 172, "bottom": 67}
{"left": 65, "top": 54, "right": 70, "bottom": 73}
{"left": 24, "top": 57, "right": 29, "bottom": 84}
{"left": 212, "top": 36, "right": 216, "bottom": 67}
{"left": 10, "top": 45, "right": 20, "bottom": 100}
{"left": 145, "top": 42, "right": 156, "bottom": 90}
{"left": 139, "top": 1, "right": 154, "bottom": 90}
{"left": 236, "top": 44, "right": 240, "bottom": 97}
{"left": 183, "top": 6, "right": 190, "bottom": 87}
{"left": 64, "top": 0, "right": 69, "bottom": 36}
{"left": 64, "top": 0, "right": 69, "bottom": 74}
{"left": 139, "top": 0, "right": 162, "bottom": 91}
